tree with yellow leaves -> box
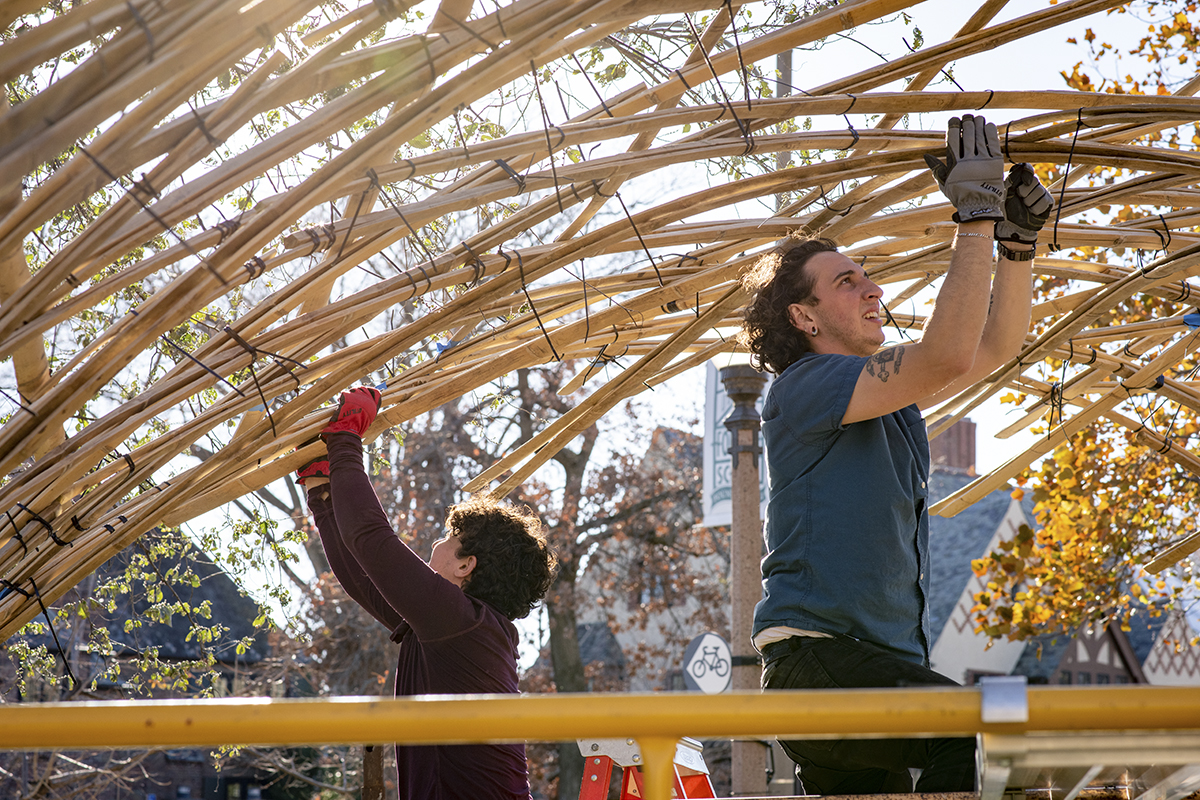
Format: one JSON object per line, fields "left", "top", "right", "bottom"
{"left": 972, "top": 0, "right": 1200, "bottom": 643}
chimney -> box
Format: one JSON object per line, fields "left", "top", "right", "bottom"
{"left": 930, "top": 418, "right": 976, "bottom": 475}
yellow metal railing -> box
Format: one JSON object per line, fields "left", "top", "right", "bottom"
{"left": 3, "top": 687, "right": 1199, "bottom": 799}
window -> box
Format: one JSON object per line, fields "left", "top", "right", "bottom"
{"left": 1077, "top": 672, "right": 1091, "bottom": 684}
{"left": 1115, "top": 674, "right": 1130, "bottom": 684}
{"left": 1058, "top": 671, "right": 1072, "bottom": 684}
{"left": 1096, "top": 673, "right": 1110, "bottom": 684}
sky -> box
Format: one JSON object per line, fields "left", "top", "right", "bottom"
{"left": 15, "top": 0, "right": 1165, "bottom": 660}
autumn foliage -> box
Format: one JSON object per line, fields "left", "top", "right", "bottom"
{"left": 971, "top": 0, "right": 1200, "bottom": 643}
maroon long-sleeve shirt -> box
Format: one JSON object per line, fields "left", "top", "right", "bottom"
{"left": 309, "top": 432, "right": 531, "bottom": 800}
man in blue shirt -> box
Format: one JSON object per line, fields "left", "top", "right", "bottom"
{"left": 739, "top": 115, "right": 1052, "bottom": 794}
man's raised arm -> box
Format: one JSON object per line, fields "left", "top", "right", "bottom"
{"left": 842, "top": 115, "right": 1005, "bottom": 425}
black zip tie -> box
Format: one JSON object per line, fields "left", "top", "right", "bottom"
{"left": 1050, "top": 109, "right": 1083, "bottom": 253}
{"left": 222, "top": 325, "right": 308, "bottom": 433}
{"left": 452, "top": 112, "right": 471, "bottom": 160}
{"left": 614, "top": 191, "right": 663, "bottom": 285}
{"left": 494, "top": 158, "right": 526, "bottom": 191}
{"left": 214, "top": 219, "right": 239, "bottom": 243}
{"left": 513, "top": 249, "right": 560, "bottom": 361}
{"left": 570, "top": 53, "right": 613, "bottom": 117}
{"left": 5, "top": 510, "right": 28, "bottom": 557}
{"left": 590, "top": 179, "right": 614, "bottom": 199}
{"left": 881, "top": 302, "right": 914, "bottom": 342}
{"left": 1155, "top": 214, "right": 1172, "bottom": 254}
{"left": 77, "top": 144, "right": 226, "bottom": 285}
{"left": 1048, "top": 382, "right": 1064, "bottom": 433}
{"left": 304, "top": 227, "right": 324, "bottom": 256}
{"left": 723, "top": 0, "right": 752, "bottom": 112}
{"left": 1087, "top": 347, "right": 1097, "bottom": 365}
{"left": 64, "top": 272, "right": 81, "bottom": 286}
{"left": 1123, "top": 343, "right": 1136, "bottom": 358}
{"left": 685, "top": 15, "right": 754, "bottom": 152}
{"left": 674, "top": 68, "right": 693, "bottom": 93}
{"left": 1004, "top": 121, "right": 1012, "bottom": 161}
{"left": 842, "top": 94, "right": 858, "bottom": 115}
{"left": 0, "top": 386, "right": 36, "bottom": 417}
{"left": 1, "top": 579, "right": 31, "bottom": 598}
{"left": 530, "top": 61, "right": 566, "bottom": 214}
{"left": 127, "top": 1, "right": 155, "bottom": 61}
{"left": 104, "top": 523, "right": 116, "bottom": 532}
{"left": 439, "top": 10, "right": 497, "bottom": 50}
{"left": 121, "top": 452, "right": 135, "bottom": 476}
{"left": 31, "top": 576, "right": 79, "bottom": 692}
{"left": 843, "top": 127, "right": 860, "bottom": 150}
{"left": 393, "top": 159, "right": 417, "bottom": 182}
{"left": 491, "top": 0, "right": 507, "bottom": 39}
{"left": 900, "top": 35, "right": 962, "bottom": 91}
{"left": 130, "top": 173, "right": 159, "bottom": 200}
{"left": 16, "top": 502, "right": 69, "bottom": 547}
{"left": 419, "top": 33, "right": 437, "bottom": 83}
{"left": 188, "top": 104, "right": 222, "bottom": 148}
{"left": 118, "top": 515, "right": 127, "bottom": 524}
{"left": 159, "top": 334, "right": 245, "bottom": 397}
{"left": 1068, "top": 339, "right": 1074, "bottom": 360}
{"left": 461, "top": 242, "right": 486, "bottom": 285}
{"left": 1178, "top": 281, "right": 1192, "bottom": 302}
{"left": 977, "top": 89, "right": 995, "bottom": 110}
{"left": 244, "top": 255, "right": 267, "bottom": 280}
{"left": 71, "top": 515, "right": 85, "bottom": 532}
{"left": 375, "top": 177, "right": 438, "bottom": 264}
{"left": 334, "top": 176, "right": 372, "bottom": 264}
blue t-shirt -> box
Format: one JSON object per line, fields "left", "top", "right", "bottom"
{"left": 752, "top": 352, "right": 932, "bottom": 665}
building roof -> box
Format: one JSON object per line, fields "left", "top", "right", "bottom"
{"left": 927, "top": 468, "right": 1016, "bottom": 642}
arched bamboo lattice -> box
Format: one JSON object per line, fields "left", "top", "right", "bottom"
{"left": 2, "top": 0, "right": 1199, "bottom": 641}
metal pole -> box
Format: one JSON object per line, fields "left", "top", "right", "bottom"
{"left": 720, "top": 365, "right": 768, "bottom": 795}
{"left": 775, "top": 49, "right": 793, "bottom": 212}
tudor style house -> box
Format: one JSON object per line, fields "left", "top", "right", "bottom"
{"left": 927, "top": 419, "right": 1200, "bottom": 687}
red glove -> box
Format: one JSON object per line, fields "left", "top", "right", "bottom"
{"left": 321, "top": 386, "right": 382, "bottom": 438}
{"left": 296, "top": 457, "right": 330, "bottom": 486}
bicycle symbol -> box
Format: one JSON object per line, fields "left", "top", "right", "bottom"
{"left": 689, "top": 646, "right": 730, "bottom": 679}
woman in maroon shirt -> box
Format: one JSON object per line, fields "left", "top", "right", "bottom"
{"left": 298, "top": 387, "right": 558, "bottom": 799}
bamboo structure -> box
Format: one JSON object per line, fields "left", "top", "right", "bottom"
{"left": 2, "top": 0, "right": 1200, "bottom": 639}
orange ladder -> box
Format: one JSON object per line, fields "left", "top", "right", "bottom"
{"left": 578, "top": 737, "right": 716, "bottom": 799}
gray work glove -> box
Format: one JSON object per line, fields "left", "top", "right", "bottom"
{"left": 923, "top": 114, "right": 1005, "bottom": 224}
{"left": 994, "top": 163, "right": 1054, "bottom": 244}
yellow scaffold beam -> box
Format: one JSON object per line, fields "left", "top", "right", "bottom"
{"left": 3, "top": 687, "right": 1199, "bottom": 800}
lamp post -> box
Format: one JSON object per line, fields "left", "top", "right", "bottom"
{"left": 720, "top": 364, "right": 768, "bottom": 795}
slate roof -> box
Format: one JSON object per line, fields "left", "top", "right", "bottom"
{"left": 927, "top": 468, "right": 1017, "bottom": 642}
{"left": 1011, "top": 634, "right": 1073, "bottom": 682}
{"left": 1125, "top": 607, "right": 1169, "bottom": 662}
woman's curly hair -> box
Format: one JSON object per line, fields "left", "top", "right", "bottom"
{"left": 738, "top": 236, "right": 838, "bottom": 374}
{"left": 446, "top": 496, "right": 558, "bottom": 621}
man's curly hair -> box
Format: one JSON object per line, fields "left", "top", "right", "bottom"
{"left": 738, "top": 236, "right": 839, "bottom": 374}
{"left": 446, "top": 496, "right": 558, "bottom": 621}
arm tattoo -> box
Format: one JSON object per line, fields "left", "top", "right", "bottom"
{"left": 865, "top": 346, "right": 904, "bottom": 383}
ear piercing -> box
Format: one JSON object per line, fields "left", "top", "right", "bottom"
{"left": 811, "top": 326, "right": 818, "bottom": 335}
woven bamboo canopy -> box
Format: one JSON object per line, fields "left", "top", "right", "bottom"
{"left": 1, "top": 0, "right": 1198, "bottom": 640}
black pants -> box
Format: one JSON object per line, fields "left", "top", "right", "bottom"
{"left": 761, "top": 636, "right": 976, "bottom": 795}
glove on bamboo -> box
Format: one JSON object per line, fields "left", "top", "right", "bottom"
{"left": 924, "top": 114, "right": 1005, "bottom": 223}
{"left": 995, "top": 163, "right": 1054, "bottom": 244}
{"left": 321, "top": 386, "right": 382, "bottom": 438}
